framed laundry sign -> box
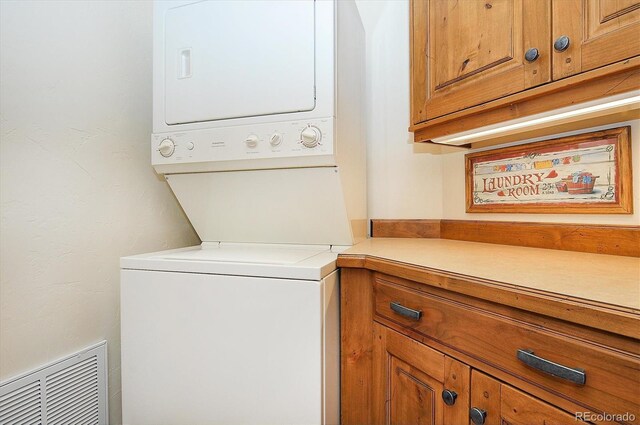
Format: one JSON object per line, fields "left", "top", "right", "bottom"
{"left": 465, "top": 126, "right": 633, "bottom": 214}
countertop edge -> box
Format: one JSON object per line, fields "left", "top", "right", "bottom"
{"left": 337, "top": 253, "right": 640, "bottom": 339}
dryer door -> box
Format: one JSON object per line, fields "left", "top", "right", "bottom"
{"left": 163, "top": 0, "right": 316, "bottom": 125}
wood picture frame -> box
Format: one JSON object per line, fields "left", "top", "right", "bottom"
{"left": 465, "top": 126, "right": 633, "bottom": 214}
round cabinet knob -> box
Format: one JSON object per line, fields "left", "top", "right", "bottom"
{"left": 441, "top": 389, "right": 458, "bottom": 406}
{"left": 158, "top": 138, "right": 175, "bottom": 157}
{"left": 554, "top": 35, "right": 570, "bottom": 52}
{"left": 270, "top": 133, "right": 282, "bottom": 147}
{"left": 470, "top": 407, "right": 487, "bottom": 425}
{"left": 300, "top": 126, "right": 321, "bottom": 148}
{"left": 245, "top": 135, "right": 259, "bottom": 148}
{"left": 525, "top": 47, "right": 539, "bottom": 62}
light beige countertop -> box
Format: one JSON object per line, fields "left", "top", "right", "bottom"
{"left": 339, "top": 238, "right": 640, "bottom": 312}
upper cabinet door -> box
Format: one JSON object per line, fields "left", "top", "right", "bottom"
{"left": 553, "top": 0, "right": 640, "bottom": 80}
{"left": 411, "top": 0, "right": 551, "bottom": 125}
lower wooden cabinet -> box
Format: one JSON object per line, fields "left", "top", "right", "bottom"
{"left": 372, "top": 324, "right": 577, "bottom": 425}
{"left": 372, "top": 323, "right": 448, "bottom": 425}
{"left": 340, "top": 268, "right": 640, "bottom": 425}
{"left": 470, "top": 370, "right": 578, "bottom": 425}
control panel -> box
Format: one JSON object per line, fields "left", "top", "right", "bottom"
{"left": 152, "top": 118, "right": 334, "bottom": 166}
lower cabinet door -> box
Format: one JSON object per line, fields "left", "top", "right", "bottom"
{"left": 372, "top": 324, "right": 470, "bottom": 425}
{"left": 371, "top": 324, "right": 584, "bottom": 425}
{"left": 471, "top": 370, "right": 584, "bottom": 425}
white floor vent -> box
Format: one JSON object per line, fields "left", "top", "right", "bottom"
{"left": 0, "top": 341, "right": 108, "bottom": 425}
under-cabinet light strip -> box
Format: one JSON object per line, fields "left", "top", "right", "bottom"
{"left": 432, "top": 91, "right": 640, "bottom": 145}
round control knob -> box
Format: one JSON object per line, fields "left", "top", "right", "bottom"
{"left": 186, "top": 142, "right": 194, "bottom": 150}
{"left": 470, "top": 407, "right": 487, "bottom": 425}
{"left": 158, "top": 138, "right": 175, "bottom": 157}
{"left": 300, "top": 126, "right": 321, "bottom": 148}
{"left": 245, "top": 135, "right": 259, "bottom": 148}
{"left": 442, "top": 389, "right": 458, "bottom": 406}
{"left": 270, "top": 133, "right": 282, "bottom": 147}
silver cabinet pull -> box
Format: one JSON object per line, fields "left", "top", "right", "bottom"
{"left": 517, "top": 349, "right": 586, "bottom": 385}
{"left": 390, "top": 302, "right": 422, "bottom": 321}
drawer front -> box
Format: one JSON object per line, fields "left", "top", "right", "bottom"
{"left": 374, "top": 277, "right": 640, "bottom": 423}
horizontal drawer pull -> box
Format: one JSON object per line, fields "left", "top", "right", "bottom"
{"left": 390, "top": 302, "right": 422, "bottom": 320}
{"left": 517, "top": 349, "right": 586, "bottom": 385}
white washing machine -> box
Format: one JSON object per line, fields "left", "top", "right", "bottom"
{"left": 121, "top": 1, "right": 365, "bottom": 423}
{"left": 121, "top": 243, "right": 341, "bottom": 425}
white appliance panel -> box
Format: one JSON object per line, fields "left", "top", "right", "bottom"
{"left": 164, "top": 0, "right": 316, "bottom": 125}
{"left": 165, "top": 168, "right": 355, "bottom": 245}
{"left": 121, "top": 269, "right": 339, "bottom": 425}
{"left": 151, "top": 118, "right": 334, "bottom": 170}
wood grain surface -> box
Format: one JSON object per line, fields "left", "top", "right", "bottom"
{"left": 373, "top": 277, "right": 640, "bottom": 419}
{"left": 443, "top": 356, "right": 471, "bottom": 425}
{"left": 470, "top": 371, "right": 501, "bottom": 425}
{"left": 337, "top": 238, "right": 640, "bottom": 338}
{"left": 371, "top": 219, "right": 441, "bottom": 239}
{"left": 340, "top": 268, "right": 638, "bottom": 425}
{"left": 500, "top": 385, "right": 579, "bottom": 425}
{"left": 411, "top": 57, "right": 640, "bottom": 142}
{"left": 340, "top": 268, "right": 374, "bottom": 425}
{"left": 370, "top": 219, "right": 640, "bottom": 257}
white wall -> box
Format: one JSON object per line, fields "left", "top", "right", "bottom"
{"left": 0, "top": 1, "right": 199, "bottom": 423}
{"left": 357, "top": 0, "right": 444, "bottom": 219}
{"left": 357, "top": 0, "right": 639, "bottom": 225}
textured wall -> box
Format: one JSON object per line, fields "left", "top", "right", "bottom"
{"left": 356, "top": 0, "right": 444, "bottom": 219}
{"left": 0, "top": 1, "right": 199, "bottom": 423}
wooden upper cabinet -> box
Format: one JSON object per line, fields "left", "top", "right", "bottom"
{"left": 410, "top": 0, "right": 640, "bottom": 142}
{"left": 411, "top": 0, "right": 551, "bottom": 124}
{"left": 553, "top": 0, "right": 640, "bottom": 79}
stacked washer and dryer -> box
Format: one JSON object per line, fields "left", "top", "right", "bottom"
{"left": 120, "top": 1, "right": 365, "bottom": 424}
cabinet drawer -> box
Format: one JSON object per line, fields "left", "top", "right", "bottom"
{"left": 373, "top": 276, "right": 640, "bottom": 423}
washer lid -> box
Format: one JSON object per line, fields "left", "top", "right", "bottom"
{"left": 120, "top": 243, "right": 340, "bottom": 281}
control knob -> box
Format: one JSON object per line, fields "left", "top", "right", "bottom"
{"left": 270, "top": 133, "right": 283, "bottom": 147}
{"left": 158, "top": 138, "right": 175, "bottom": 157}
{"left": 245, "top": 135, "right": 259, "bottom": 148}
{"left": 300, "top": 126, "right": 321, "bottom": 148}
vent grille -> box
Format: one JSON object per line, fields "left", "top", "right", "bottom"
{"left": 0, "top": 381, "right": 41, "bottom": 425}
{"left": 0, "top": 342, "right": 107, "bottom": 425}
